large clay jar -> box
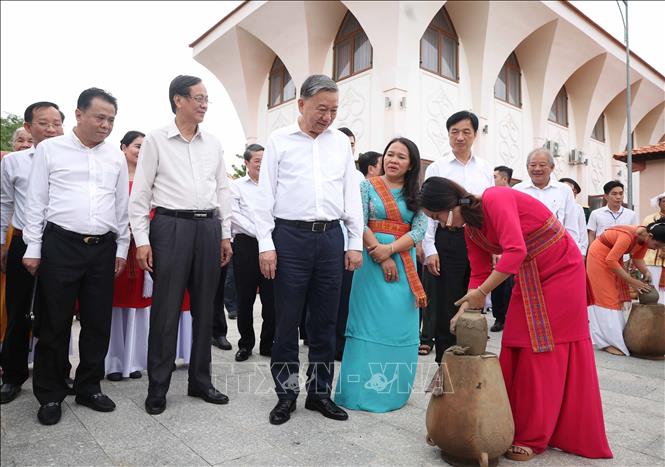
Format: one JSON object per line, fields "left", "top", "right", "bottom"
{"left": 426, "top": 348, "right": 514, "bottom": 467}
{"left": 456, "top": 308, "right": 488, "bottom": 356}
{"left": 624, "top": 303, "right": 665, "bottom": 359}
{"left": 638, "top": 286, "right": 660, "bottom": 305}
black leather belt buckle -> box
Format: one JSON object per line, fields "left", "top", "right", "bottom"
{"left": 83, "top": 236, "right": 101, "bottom": 245}
{"left": 311, "top": 221, "right": 327, "bottom": 232}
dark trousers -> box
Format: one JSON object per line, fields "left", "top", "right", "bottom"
{"left": 147, "top": 214, "right": 221, "bottom": 397}
{"left": 433, "top": 227, "right": 470, "bottom": 363}
{"left": 33, "top": 224, "right": 115, "bottom": 404}
{"left": 233, "top": 234, "right": 275, "bottom": 353}
{"left": 420, "top": 268, "right": 437, "bottom": 347}
{"left": 271, "top": 222, "right": 343, "bottom": 401}
{"left": 1, "top": 235, "right": 35, "bottom": 385}
{"left": 491, "top": 275, "right": 514, "bottom": 324}
{"left": 335, "top": 268, "right": 354, "bottom": 357}
{"left": 212, "top": 265, "right": 228, "bottom": 339}
{"left": 224, "top": 261, "right": 237, "bottom": 313}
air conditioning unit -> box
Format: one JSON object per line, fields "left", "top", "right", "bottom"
{"left": 543, "top": 140, "right": 560, "bottom": 157}
{"left": 568, "top": 149, "right": 588, "bottom": 166}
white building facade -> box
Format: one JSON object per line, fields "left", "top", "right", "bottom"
{"left": 191, "top": 1, "right": 665, "bottom": 209}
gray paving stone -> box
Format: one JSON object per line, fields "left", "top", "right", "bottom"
{"left": 106, "top": 434, "right": 209, "bottom": 466}
{"left": 7, "top": 431, "right": 114, "bottom": 466}
{"left": 215, "top": 447, "right": 299, "bottom": 466}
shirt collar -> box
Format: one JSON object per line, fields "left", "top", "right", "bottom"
{"left": 444, "top": 152, "right": 477, "bottom": 166}
{"left": 167, "top": 119, "right": 202, "bottom": 141}
{"left": 601, "top": 205, "right": 624, "bottom": 214}
{"left": 70, "top": 129, "right": 105, "bottom": 151}
{"left": 288, "top": 119, "right": 334, "bottom": 138}
{"left": 525, "top": 175, "right": 557, "bottom": 190}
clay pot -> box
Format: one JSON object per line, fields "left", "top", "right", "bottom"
{"left": 638, "top": 286, "right": 660, "bottom": 305}
{"left": 456, "top": 308, "right": 488, "bottom": 356}
{"left": 426, "top": 348, "right": 514, "bottom": 467}
{"left": 624, "top": 303, "right": 665, "bottom": 359}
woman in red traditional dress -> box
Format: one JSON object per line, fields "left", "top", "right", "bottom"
{"left": 419, "top": 177, "right": 612, "bottom": 462}
{"left": 105, "top": 131, "right": 151, "bottom": 381}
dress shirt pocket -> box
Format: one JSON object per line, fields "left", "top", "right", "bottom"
{"left": 202, "top": 152, "right": 219, "bottom": 180}
{"left": 99, "top": 161, "right": 120, "bottom": 194}
{"left": 320, "top": 157, "right": 345, "bottom": 182}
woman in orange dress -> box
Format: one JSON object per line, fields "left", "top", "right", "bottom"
{"left": 587, "top": 221, "right": 665, "bottom": 355}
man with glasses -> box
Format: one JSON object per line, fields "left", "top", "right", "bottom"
{"left": 129, "top": 75, "right": 233, "bottom": 415}
{"left": 1, "top": 101, "right": 69, "bottom": 405}
{"left": 22, "top": 89, "right": 130, "bottom": 425}
{"left": 422, "top": 110, "right": 493, "bottom": 363}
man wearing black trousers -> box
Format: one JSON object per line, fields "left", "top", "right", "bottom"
{"left": 129, "top": 75, "right": 232, "bottom": 415}
{"left": 255, "top": 75, "right": 363, "bottom": 426}
{"left": 422, "top": 111, "right": 493, "bottom": 364}
{"left": 22, "top": 89, "right": 130, "bottom": 425}
{"left": 211, "top": 264, "right": 232, "bottom": 351}
{"left": 231, "top": 144, "right": 275, "bottom": 362}
{"left": 0, "top": 101, "right": 68, "bottom": 404}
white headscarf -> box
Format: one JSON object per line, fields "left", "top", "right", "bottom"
{"left": 651, "top": 192, "right": 665, "bottom": 208}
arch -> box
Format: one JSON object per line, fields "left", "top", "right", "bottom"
{"left": 548, "top": 86, "right": 568, "bottom": 127}
{"left": 268, "top": 56, "right": 296, "bottom": 108}
{"left": 333, "top": 11, "right": 373, "bottom": 81}
{"left": 590, "top": 113, "right": 605, "bottom": 142}
{"left": 420, "top": 5, "right": 459, "bottom": 82}
{"left": 494, "top": 52, "right": 521, "bottom": 107}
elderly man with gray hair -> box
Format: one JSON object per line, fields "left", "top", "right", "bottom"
{"left": 254, "top": 74, "right": 363, "bottom": 425}
{"left": 513, "top": 148, "right": 581, "bottom": 251}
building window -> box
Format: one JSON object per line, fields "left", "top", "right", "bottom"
{"left": 494, "top": 52, "right": 521, "bottom": 107}
{"left": 268, "top": 57, "right": 296, "bottom": 108}
{"left": 548, "top": 86, "right": 568, "bottom": 127}
{"left": 591, "top": 114, "right": 605, "bottom": 142}
{"left": 334, "top": 12, "right": 372, "bottom": 81}
{"left": 420, "top": 6, "right": 458, "bottom": 81}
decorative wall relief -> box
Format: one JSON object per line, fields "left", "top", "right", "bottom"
{"left": 426, "top": 86, "right": 454, "bottom": 154}
{"left": 497, "top": 112, "right": 520, "bottom": 167}
{"left": 552, "top": 130, "right": 569, "bottom": 179}
{"left": 337, "top": 77, "right": 370, "bottom": 152}
{"left": 269, "top": 111, "right": 291, "bottom": 132}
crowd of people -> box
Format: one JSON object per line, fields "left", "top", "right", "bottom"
{"left": 1, "top": 72, "right": 664, "bottom": 463}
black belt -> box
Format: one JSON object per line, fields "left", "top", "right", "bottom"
{"left": 45, "top": 222, "right": 116, "bottom": 245}
{"left": 275, "top": 218, "right": 340, "bottom": 232}
{"left": 155, "top": 207, "right": 216, "bottom": 219}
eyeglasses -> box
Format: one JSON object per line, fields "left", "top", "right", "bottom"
{"left": 188, "top": 94, "right": 211, "bottom": 104}
{"left": 34, "top": 121, "right": 63, "bottom": 129}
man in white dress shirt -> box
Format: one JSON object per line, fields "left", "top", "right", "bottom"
{"left": 422, "top": 111, "right": 494, "bottom": 363}
{"left": 0, "top": 101, "right": 66, "bottom": 405}
{"left": 255, "top": 75, "right": 363, "bottom": 425}
{"left": 232, "top": 144, "right": 275, "bottom": 362}
{"left": 587, "top": 180, "right": 637, "bottom": 245}
{"left": 129, "top": 75, "right": 232, "bottom": 415}
{"left": 22, "top": 89, "right": 130, "bottom": 425}
{"left": 513, "top": 148, "right": 580, "bottom": 250}
{"left": 559, "top": 177, "right": 589, "bottom": 256}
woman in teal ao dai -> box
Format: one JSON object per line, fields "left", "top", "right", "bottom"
{"left": 335, "top": 137, "right": 428, "bottom": 413}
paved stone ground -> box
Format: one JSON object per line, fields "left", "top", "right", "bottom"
{"left": 1, "top": 305, "right": 663, "bottom": 467}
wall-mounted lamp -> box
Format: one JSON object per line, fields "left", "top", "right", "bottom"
{"left": 400, "top": 97, "right": 407, "bottom": 110}
{"left": 482, "top": 124, "right": 489, "bottom": 135}
{"left": 385, "top": 97, "right": 392, "bottom": 109}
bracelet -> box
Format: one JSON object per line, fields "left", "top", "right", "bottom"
{"left": 390, "top": 243, "right": 395, "bottom": 254}
{"left": 477, "top": 285, "right": 489, "bottom": 296}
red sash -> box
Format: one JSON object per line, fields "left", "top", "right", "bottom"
{"left": 367, "top": 177, "right": 427, "bottom": 308}
{"left": 598, "top": 226, "right": 637, "bottom": 304}
{"left": 467, "top": 216, "right": 565, "bottom": 353}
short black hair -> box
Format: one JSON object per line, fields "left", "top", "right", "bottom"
{"left": 24, "top": 101, "right": 60, "bottom": 123}
{"left": 357, "top": 151, "right": 382, "bottom": 176}
{"left": 603, "top": 180, "right": 624, "bottom": 195}
{"left": 77, "top": 88, "right": 118, "bottom": 113}
{"left": 494, "top": 165, "right": 513, "bottom": 183}
{"left": 446, "top": 110, "right": 479, "bottom": 132}
{"left": 559, "top": 177, "right": 581, "bottom": 195}
{"left": 120, "top": 130, "right": 145, "bottom": 149}
{"left": 243, "top": 143, "right": 264, "bottom": 161}
{"left": 338, "top": 127, "right": 355, "bottom": 139}
{"left": 169, "top": 75, "right": 202, "bottom": 114}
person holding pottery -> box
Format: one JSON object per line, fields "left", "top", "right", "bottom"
{"left": 419, "top": 176, "right": 612, "bottom": 462}
{"left": 587, "top": 221, "right": 665, "bottom": 356}
{"left": 335, "top": 137, "right": 428, "bottom": 413}
{"left": 642, "top": 193, "right": 665, "bottom": 305}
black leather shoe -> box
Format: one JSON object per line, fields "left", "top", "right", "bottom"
{"left": 145, "top": 395, "right": 166, "bottom": 415}
{"left": 187, "top": 385, "right": 229, "bottom": 404}
{"left": 235, "top": 348, "right": 252, "bottom": 362}
{"left": 269, "top": 399, "right": 296, "bottom": 425}
{"left": 490, "top": 321, "right": 505, "bottom": 332}
{"left": 75, "top": 393, "right": 116, "bottom": 412}
{"left": 37, "top": 402, "right": 62, "bottom": 425}
{"left": 64, "top": 377, "right": 75, "bottom": 396}
{"left": 211, "top": 336, "right": 232, "bottom": 351}
{"left": 0, "top": 383, "right": 21, "bottom": 404}
{"left": 106, "top": 372, "right": 123, "bottom": 382}
{"left": 227, "top": 310, "right": 237, "bottom": 320}
{"left": 129, "top": 371, "right": 142, "bottom": 379}
{"left": 305, "top": 397, "right": 348, "bottom": 421}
